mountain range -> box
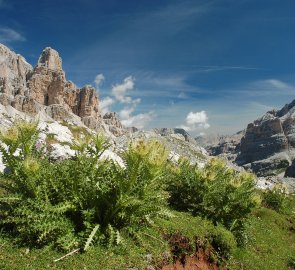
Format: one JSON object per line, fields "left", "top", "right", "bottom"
{"left": 197, "top": 99, "right": 295, "bottom": 179}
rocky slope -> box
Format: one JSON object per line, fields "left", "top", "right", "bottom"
{"left": 153, "top": 128, "right": 197, "bottom": 144}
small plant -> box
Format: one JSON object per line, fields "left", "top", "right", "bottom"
{"left": 0, "top": 120, "right": 40, "bottom": 172}
{"left": 45, "top": 133, "right": 58, "bottom": 144}
{"left": 262, "top": 185, "right": 290, "bottom": 213}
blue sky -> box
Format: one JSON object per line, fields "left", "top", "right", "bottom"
{"left": 1, "top": 0, "right": 295, "bottom": 135}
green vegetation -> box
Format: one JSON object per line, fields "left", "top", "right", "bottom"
{"left": 0, "top": 120, "right": 294, "bottom": 269}
{"left": 229, "top": 206, "right": 295, "bottom": 270}
{"left": 0, "top": 122, "right": 170, "bottom": 251}
{"left": 261, "top": 185, "right": 292, "bottom": 213}
{"left": 167, "top": 158, "right": 260, "bottom": 243}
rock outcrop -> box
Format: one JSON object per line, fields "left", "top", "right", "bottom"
{"left": 115, "top": 129, "right": 208, "bottom": 168}
{"left": 103, "top": 112, "right": 125, "bottom": 136}
{"left": 235, "top": 101, "right": 295, "bottom": 176}
{"left": 0, "top": 44, "right": 103, "bottom": 129}
{"left": 200, "top": 99, "right": 295, "bottom": 177}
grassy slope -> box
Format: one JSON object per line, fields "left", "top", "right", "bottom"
{"left": 1, "top": 207, "right": 294, "bottom": 270}
{"left": 229, "top": 207, "right": 295, "bottom": 270}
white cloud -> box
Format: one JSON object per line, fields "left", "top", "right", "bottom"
{"left": 0, "top": 27, "right": 25, "bottom": 44}
{"left": 178, "top": 110, "right": 210, "bottom": 132}
{"left": 94, "top": 73, "right": 105, "bottom": 90}
{"left": 100, "top": 96, "right": 115, "bottom": 115}
{"left": 111, "top": 76, "right": 154, "bottom": 128}
{"left": 119, "top": 105, "right": 135, "bottom": 120}
{"left": 112, "top": 76, "right": 135, "bottom": 103}
{"left": 186, "top": 111, "right": 208, "bottom": 125}
{"left": 96, "top": 74, "right": 154, "bottom": 129}
{"left": 121, "top": 111, "right": 155, "bottom": 129}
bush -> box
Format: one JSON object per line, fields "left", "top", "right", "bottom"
{"left": 0, "top": 121, "right": 171, "bottom": 251}
{"left": 167, "top": 158, "right": 260, "bottom": 240}
{"left": 262, "top": 185, "right": 290, "bottom": 213}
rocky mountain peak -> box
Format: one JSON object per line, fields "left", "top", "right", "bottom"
{"left": 236, "top": 99, "right": 295, "bottom": 177}
{"left": 0, "top": 44, "right": 130, "bottom": 135}
{"left": 37, "top": 47, "right": 63, "bottom": 72}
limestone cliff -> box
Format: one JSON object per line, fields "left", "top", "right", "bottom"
{"left": 0, "top": 44, "right": 106, "bottom": 130}
{"left": 235, "top": 100, "right": 295, "bottom": 175}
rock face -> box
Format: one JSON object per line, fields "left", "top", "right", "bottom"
{"left": 237, "top": 112, "right": 289, "bottom": 164}
{"left": 0, "top": 44, "right": 32, "bottom": 107}
{"left": 199, "top": 99, "right": 295, "bottom": 177}
{"left": 0, "top": 44, "right": 102, "bottom": 129}
{"left": 103, "top": 112, "right": 125, "bottom": 136}
{"left": 235, "top": 101, "right": 295, "bottom": 176}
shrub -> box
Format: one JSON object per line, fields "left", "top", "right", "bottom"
{"left": 0, "top": 121, "right": 171, "bottom": 251}
{"left": 262, "top": 185, "right": 290, "bottom": 213}
{"left": 167, "top": 158, "right": 260, "bottom": 240}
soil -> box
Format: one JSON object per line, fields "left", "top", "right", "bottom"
{"left": 162, "top": 248, "right": 227, "bottom": 270}
{"left": 160, "top": 232, "right": 228, "bottom": 270}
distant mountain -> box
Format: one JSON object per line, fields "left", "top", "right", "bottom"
{"left": 195, "top": 130, "right": 245, "bottom": 161}
{"left": 236, "top": 101, "right": 295, "bottom": 175}
{"left": 201, "top": 99, "right": 295, "bottom": 177}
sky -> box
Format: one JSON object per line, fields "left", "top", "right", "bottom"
{"left": 0, "top": 0, "right": 295, "bottom": 136}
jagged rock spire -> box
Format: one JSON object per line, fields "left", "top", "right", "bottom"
{"left": 37, "top": 47, "right": 63, "bottom": 71}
